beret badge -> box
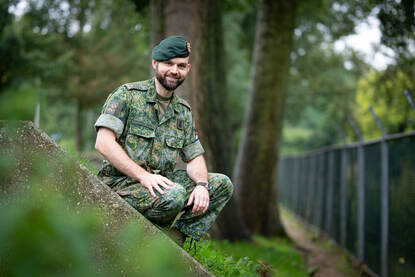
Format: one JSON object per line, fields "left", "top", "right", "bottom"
{"left": 186, "top": 42, "right": 191, "bottom": 54}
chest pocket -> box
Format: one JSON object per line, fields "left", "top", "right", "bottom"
{"left": 125, "top": 120, "right": 155, "bottom": 162}
{"left": 162, "top": 135, "right": 184, "bottom": 172}
{"left": 165, "top": 135, "right": 184, "bottom": 149}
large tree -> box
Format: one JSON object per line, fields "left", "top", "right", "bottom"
{"left": 233, "top": 0, "right": 298, "bottom": 236}
{"left": 148, "top": 0, "right": 250, "bottom": 240}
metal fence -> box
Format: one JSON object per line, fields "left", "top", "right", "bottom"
{"left": 277, "top": 131, "right": 415, "bottom": 277}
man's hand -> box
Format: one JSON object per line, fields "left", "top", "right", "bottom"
{"left": 187, "top": 185, "right": 209, "bottom": 214}
{"left": 139, "top": 172, "right": 174, "bottom": 198}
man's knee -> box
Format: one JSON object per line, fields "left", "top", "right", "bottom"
{"left": 211, "top": 173, "right": 234, "bottom": 199}
{"left": 158, "top": 183, "right": 186, "bottom": 212}
{"left": 221, "top": 174, "right": 234, "bottom": 199}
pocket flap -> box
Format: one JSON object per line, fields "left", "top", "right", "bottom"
{"left": 165, "top": 135, "right": 184, "bottom": 148}
{"left": 129, "top": 121, "right": 155, "bottom": 138}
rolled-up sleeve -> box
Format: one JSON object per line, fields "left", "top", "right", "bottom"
{"left": 182, "top": 140, "right": 204, "bottom": 161}
{"left": 94, "top": 86, "right": 129, "bottom": 139}
{"left": 180, "top": 113, "right": 204, "bottom": 162}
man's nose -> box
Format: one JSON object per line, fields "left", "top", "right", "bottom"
{"left": 170, "top": 64, "right": 178, "bottom": 74}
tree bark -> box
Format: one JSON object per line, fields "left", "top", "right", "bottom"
{"left": 162, "top": 0, "right": 204, "bottom": 129}
{"left": 198, "top": 0, "right": 250, "bottom": 240}
{"left": 233, "top": 0, "right": 298, "bottom": 236}
{"left": 150, "top": 0, "right": 164, "bottom": 48}
{"left": 151, "top": 0, "right": 250, "bottom": 240}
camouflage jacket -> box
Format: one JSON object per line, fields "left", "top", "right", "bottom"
{"left": 94, "top": 78, "right": 204, "bottom": 179}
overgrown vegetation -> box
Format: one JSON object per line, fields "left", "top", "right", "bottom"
{"left": 184, "top": 236, "right": 309, "bottom": 276}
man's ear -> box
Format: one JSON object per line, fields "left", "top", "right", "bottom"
{"left": 151, "top": 59, "right": 158, "bottom": 70}
{"left": 187, "top": 63, "right": 191, "bottom": 72}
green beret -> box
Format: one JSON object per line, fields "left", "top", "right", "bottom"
{"left": 152, "top": 35, "right": 191, "bottom": 61}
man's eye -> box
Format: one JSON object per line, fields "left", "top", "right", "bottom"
{"left": 179, "top": 64, "right": 186, "bottom": 69}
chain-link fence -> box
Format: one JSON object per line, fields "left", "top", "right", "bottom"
{"left": 277, "top": 131, "right": 415, "bottom": 277}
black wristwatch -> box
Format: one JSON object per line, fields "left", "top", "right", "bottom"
{"left": 197, "top": 182, "right": 212, "bottom": 193}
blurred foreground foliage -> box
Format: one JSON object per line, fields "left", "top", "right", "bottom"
{"left": 0, "top": 132, "right": 189, "bottom": 277}
{"left": 0, "top": 189, "right": 189, "bottom": 276}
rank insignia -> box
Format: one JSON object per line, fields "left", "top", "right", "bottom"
{"left": 177, "top": 119, "right": 184, "bottom": 130}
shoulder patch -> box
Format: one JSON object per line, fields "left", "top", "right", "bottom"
{"left": 178, "top": 97, "right": 192, "bottom": 110}
{"left": 124, "top": 82, "right": 149, "bottom": 91}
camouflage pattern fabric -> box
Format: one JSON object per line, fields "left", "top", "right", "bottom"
{"left": 94, "top": 78, "right": 233, "bottom": 240}
{"left": 100, "top": 170, "right": 233, "bottom": 240}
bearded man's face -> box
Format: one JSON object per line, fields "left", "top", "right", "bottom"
{"left": 153, "top": 57, "right": 191, "bottom": 91}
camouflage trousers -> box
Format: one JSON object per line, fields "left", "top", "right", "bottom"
{"left": 101, "top": 169, "right": 233, "bottom": 240}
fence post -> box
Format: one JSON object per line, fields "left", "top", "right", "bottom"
{"left": 281, "top": 158, "right": 287, "bottom": 207}
{"left": 348, "top": 116, "right": 365, "bottom": 262}
{"left": 293, "top": 157, "right": 300, "bottom": 214}
{"left": 34, "top": 103, "right": 40, "bottom": 127}
{"left": 325, "top": 148, "right": 335, "bottom": 236}
{"left": 300, "top": 157, "right": 306, "bottom": 218}
{"left": 316, "top": 153, "right": 325, "bottom": 229}
{"left": 369, "top": 106, "right": 389, "bottom": 277}
{"left": 334, "top": 123, "right": 348, "bottom": 247}
{"left": 286, "top": 158, "right": 292, "bottom": 209}
{"left": 277, "top": 158, "right": 283, "bottom": 206}
{"left": 404, "top": 89, "right": 415, "bottom": 113}
{"left": 306, "top": 155, "right": 316, "bottom": 222}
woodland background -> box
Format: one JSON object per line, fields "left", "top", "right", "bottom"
{"left": 1, "top": 0, "right": 414, "bottom": 242}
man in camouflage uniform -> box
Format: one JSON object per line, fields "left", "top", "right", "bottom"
{"left": 94, "top": 35, "right": 233, "bottom": 244}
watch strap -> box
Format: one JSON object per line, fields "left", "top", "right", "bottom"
{"left": 197, "top": 181, "right": 210, "bottom": 191}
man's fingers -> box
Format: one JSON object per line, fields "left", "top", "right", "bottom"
{"left": 202, "top": 199, "right": 209, "bottom": 213}
{"left": 148, "top": 186, "right": 157, "bottom": 198}
{"left": 192, "top": 197, "right": 200, "bottom": 213}
{"left": 161, "top": 176, "right": 174, "bottom": 186}
{"left": 187, "top": 191, "right": 194, "bottom": 206}
{"left": 153, "top": 183, "right": 164, "bottom": 195}
{"left": 201, "top": 199, "right": 207, "bottom": 213}
{"left": 159, "top": 180, "right": 171, "bottom": 190}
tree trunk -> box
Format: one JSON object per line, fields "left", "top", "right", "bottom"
{"left": 151, "top": 0, "right": 250, "bottom": 240}
{"left": 150, "top": 0, "right": 164, "bottom": 75}
{"left": 150, "top": 0, "right": 164, "bottom": 48}
{"left": 233, "top": 0, "right": 298, "bottom": 237}
{"left": 162, "top": 0, "right": 204, "bottom": 129}
{"left": 198, "top": 0, "right": 250, "bottom": 240}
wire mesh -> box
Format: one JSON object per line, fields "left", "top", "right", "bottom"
{"left": 387, "top": 136, "right": 415, "bottom": 277}
{"left": 276, "top": 133, "right": 415, "bottom": 277}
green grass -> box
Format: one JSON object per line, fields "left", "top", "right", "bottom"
{"left": 184, "top": 236, "right": 308, "bottom": 276}
{"left": 79, "top": 157, "right": 98, "bottom": 176}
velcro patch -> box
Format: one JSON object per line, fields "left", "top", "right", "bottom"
{"left": 177, "top": 119, "right": 184, "bottom": 130}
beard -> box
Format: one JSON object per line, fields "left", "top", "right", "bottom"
{"left": 155, "top": 71, "right": 184, "bottom": 91}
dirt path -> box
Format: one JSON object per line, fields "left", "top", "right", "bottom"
{"left": 281, "top": 212, "right": 361, "bottom": 277}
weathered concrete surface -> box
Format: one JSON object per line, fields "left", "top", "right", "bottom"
{"left": 0, "top": 121, "right": 213, "bottom": 277}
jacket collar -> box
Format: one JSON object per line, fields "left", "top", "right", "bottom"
{"left": 146, "top": 78, "right": 183, "bottom": 114}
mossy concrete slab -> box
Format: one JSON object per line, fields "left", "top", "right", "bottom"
{"left": 0, "top": 120, "right": 213, "bottom": 277}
